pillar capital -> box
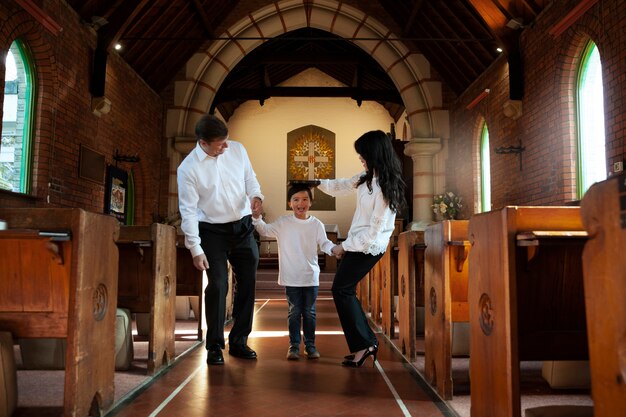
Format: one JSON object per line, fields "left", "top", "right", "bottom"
{"left": 173, "top": 136, "right": 197, "bottom": 154}
{"left": 404, "top": 138, "right": 442, "bottom": 159}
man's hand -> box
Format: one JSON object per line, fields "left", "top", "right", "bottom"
{"left": 331, "top": 244, "right": 345, "bottom": 259}
{"left": 193, "top": 253, "right": 209, "bottom": 271}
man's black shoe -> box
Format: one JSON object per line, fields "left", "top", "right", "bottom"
{"left": 229, "top": 344, "right": 257, "bottom": 359}
{"left": 206, "top": 346, "right": 224, "bottom": 365}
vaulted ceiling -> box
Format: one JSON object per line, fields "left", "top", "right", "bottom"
{"left": 66, "top": 0, "right": 551, "bottom": 120}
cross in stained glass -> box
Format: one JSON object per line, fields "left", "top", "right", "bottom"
{"left": 293, "top": 142, "right": 329, "bottom": 180}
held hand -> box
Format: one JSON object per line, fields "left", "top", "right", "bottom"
{"left": 192, "top": 253, "right": 209, "bottom": 271}
{"left": 251, "top": 204, "right": 262, "bottom": 219}
{"left": 251, "top": 197, "right": 263, "bottom": 217}
{"left": 331, "top": 244, "right": 345, "bottom": 259}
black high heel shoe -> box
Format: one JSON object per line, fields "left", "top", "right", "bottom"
{"left": 341, "top": 345, "right": 378, "bottom": 367}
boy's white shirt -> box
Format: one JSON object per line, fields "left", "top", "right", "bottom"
{"left": 253, "top": 214, "right": 334, "bottom": 287}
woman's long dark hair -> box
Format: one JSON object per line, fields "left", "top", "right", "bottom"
{"left": 354, "top": 130, "right": 406, "bottom": 213}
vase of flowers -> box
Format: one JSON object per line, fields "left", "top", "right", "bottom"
{"left": 432, "top": 191, "right": 462, "bottom": 220}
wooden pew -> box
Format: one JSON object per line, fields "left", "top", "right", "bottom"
{"left": 424, "top": 220, "right": 469, "bottom": 399}
{"left": 396, "top": 230, "right": 425, "bottom": 360}
{"left": 370, "top": 258, "right": 383, "bottom": 328}
{"left": 116, "top": 224, "right": 176, "bottom": 374}
{"left": 380, "top": 241, "right": 395, "bottom": 338}
{"left": 175, "top": 235, "right": 204, "bottom": 340}
{"left": 357, "top": 271, "right": 370, "bottom": 313}
{"left": 0, "top": 208, "right": 119, "bottom": 417}
{"left": 468, "top": 206, "right": 589, "bottom": 417}
{"left": 580, "top": 175, "right": 626, "bottom": 417}
{"left": 380, "top": 220, "right": 403, "bottom": 339}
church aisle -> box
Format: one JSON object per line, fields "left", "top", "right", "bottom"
{"left": 109, "top": 293, "right": 454, "bottom": 417}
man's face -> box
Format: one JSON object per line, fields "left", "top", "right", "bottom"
{"left": 200, "top": 137, "right": 229, "bottom": 157}
{"left": 289, "top": 190, "right": 312, "bottom": 220}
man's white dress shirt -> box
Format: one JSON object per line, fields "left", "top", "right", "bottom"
{"left": 177, "top": 140, "right": 263, "bottom": 257}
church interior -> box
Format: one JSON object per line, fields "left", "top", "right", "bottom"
{"left": 0, "top": 0, "right": 624, "bottom": 416}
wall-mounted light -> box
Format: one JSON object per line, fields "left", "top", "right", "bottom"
{"left": 496, "top": 47, "right": 503, "bottom": 53}
{"left": 506, "top": 17, "right": 525, "bottom": 30}
{"left": 90, "top": 15, "right": 108, "bottom": 30}
{"left": 91, "top": 96, "right": 112, "bottom": 117}
{"left": 114, "top": 43, "right": 122, "bottom": 51}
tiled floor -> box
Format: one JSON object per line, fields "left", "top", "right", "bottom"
{"left": 107, "top": 291, "right": 456, "bottom": 417}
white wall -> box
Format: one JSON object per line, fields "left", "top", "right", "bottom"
{"left": 227, "top": 68, "right": 393, "bottom": 243}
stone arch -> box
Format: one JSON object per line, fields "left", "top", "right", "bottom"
{"left": 165, "top": 0, "right": 449, "bottom": 228}
{"left": 166, "top": 0, "right": 445, "bottom": 143}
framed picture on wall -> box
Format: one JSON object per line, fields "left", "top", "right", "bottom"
{"left": 104, "top": 165, "right": 128, "bottom": 223}
{"left": 78, "top": 145, "right": 105, "bottom": 184}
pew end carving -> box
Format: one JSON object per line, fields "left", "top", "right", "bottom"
{"left": 117, "top": 224, "right": 177, "bottom": 374}
{"left": 0, "top": 208, "right": 119, "bottom": 417}
{"left": 424, "top": 220, "right": 470, "bottom": 399}
{"left": 396, "top": 230, "right": 425, "bottom": 360}
{"left": 468, "top": 206, "right": 589, "bottom": 417}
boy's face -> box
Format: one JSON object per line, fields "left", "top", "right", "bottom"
{"left": 289, "top": 190, "right": 312, "bottom": 220}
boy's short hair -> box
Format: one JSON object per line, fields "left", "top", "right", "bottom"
{"left": 287, "top": 184, "right": 313, "bottom": 201}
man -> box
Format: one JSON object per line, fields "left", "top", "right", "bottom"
{"left": 177, "top": 113, "right": 263, "bottom": 365}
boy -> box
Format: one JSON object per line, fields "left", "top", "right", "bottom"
{"left": 252, "top": 184, "right": 334, "bottom": 360}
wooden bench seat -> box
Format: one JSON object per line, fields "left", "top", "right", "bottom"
{"left": 116, "top": 224, "right": 176, "bottom": 374}
{"left": 580, "top": 174, "right": 626, "bottom": 417}
{"left": 468, "top": 206, "right": 588, "bottom": 417}
{"left": 424, "top": 220, "right": 469, "bottom": 399}
{"left": 0, "top": 208, "right": 119, "bottom": 417}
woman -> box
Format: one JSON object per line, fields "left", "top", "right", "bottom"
{"left": 318, "top": 130, "right": 405, "bottom": 367}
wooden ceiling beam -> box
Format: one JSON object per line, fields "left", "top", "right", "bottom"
{"left": 97, "top": 0, "right": 152, "bottom": 49}
{"left": 189, "top": 0, "right": 215, "bottom": 38}
{"left": 403, "top": 0, "right": 425, "bottom": 36}
{"left": 427, "top": 4, "right": 486, "bottom": 73}
{"left": 519, "top": 0, "right": 541, "bottom": 16}
{"left": 129, "top": 2, "right": 190, "bottom": 74}
{"left": 418, "top": 15, "right": 479, "bottom": 81}
{"left": 214, "top": 87, "right": 403, "bottom": 104}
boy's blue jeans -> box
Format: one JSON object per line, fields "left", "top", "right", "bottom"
{"left": 285, "top": 286, "right": 319, "bottom": 348}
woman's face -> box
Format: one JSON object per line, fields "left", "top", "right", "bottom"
{"left": 359, "top": 154, "right": 368, "bottom": 172}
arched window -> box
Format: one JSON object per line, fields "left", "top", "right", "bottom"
{"left": 479, "top": 122, "right": 491, "bottom": 212}
{"left": 1, "top": 39, "right": 35, "bottom": 193}
{"left": 576, "top": 41, "right": 605, "bottom": 198}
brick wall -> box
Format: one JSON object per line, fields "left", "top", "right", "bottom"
{"left": 449, "top": 0, "right": 625, "bottom": 217}
{"left": 0, "top": 0, "right": 164, "bottom": 225}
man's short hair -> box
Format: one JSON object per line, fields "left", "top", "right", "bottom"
{"left": 195, "top": 114, "right": 228, "bottom": 142}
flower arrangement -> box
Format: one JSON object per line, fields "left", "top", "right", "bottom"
{"left": 432, "top": 191, "right": 463, "bottom": 220}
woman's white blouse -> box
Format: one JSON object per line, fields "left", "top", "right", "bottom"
{"left": 318, "top": 174, "right": 396, "bottom": 256}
